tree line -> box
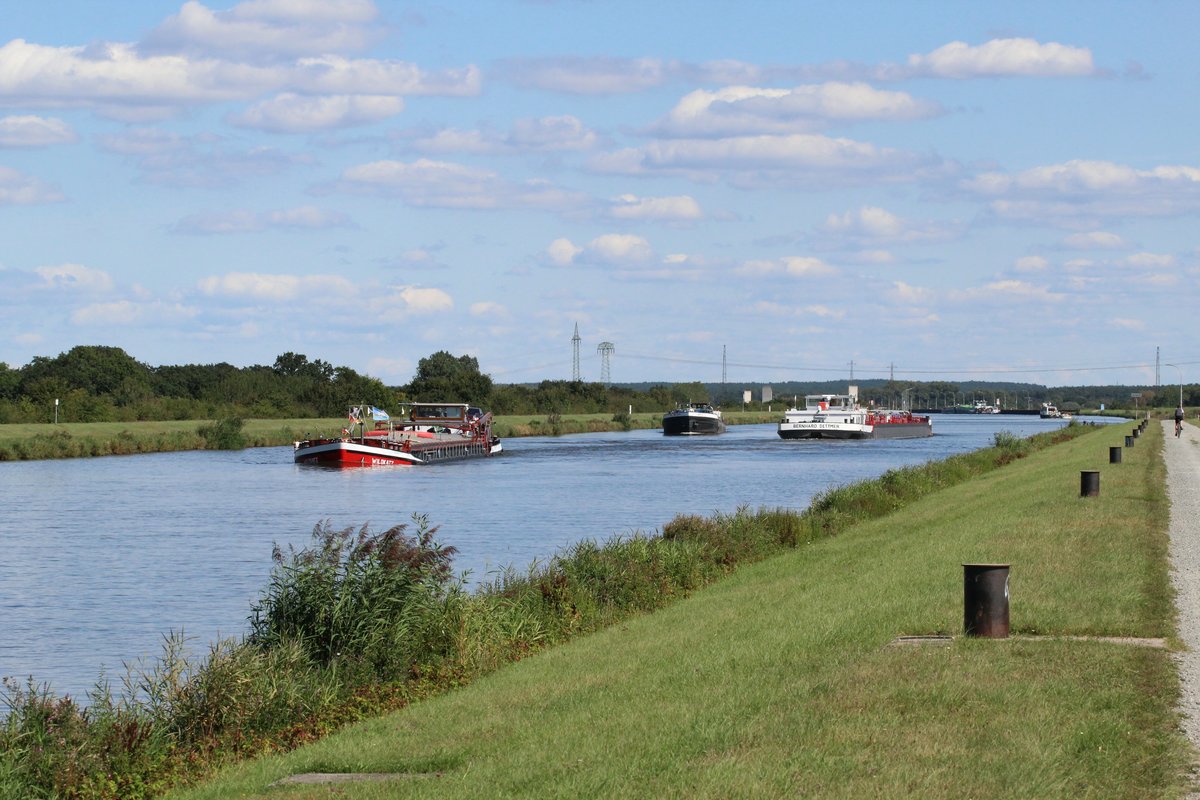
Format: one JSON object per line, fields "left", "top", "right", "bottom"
{"left": 0, "top": 345, "right": 1190, "bottom": 424}
{"left": 0, "top": 346, "right": 712, "bottom": 424}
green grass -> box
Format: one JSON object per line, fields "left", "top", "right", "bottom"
{"left": 161, "top": 421, "right": 1189, "bottom": 799}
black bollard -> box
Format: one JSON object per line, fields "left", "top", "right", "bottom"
{"left": 1109, "top": 446, "right": 1122, "bottom": 464}
{"left": 1080, "top": 470, "right": 1100, "bottom": 497}
{"left": 1125, "top": 435, "right": 1134, "bottom": 447}
{"left": 964, "top": 564, "right": 1010, "bottom": 638}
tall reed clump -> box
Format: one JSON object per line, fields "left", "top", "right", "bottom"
{"left": 248, "top": 517, "right": 458, "bottom": 680}
{"left": 0, "top": 422, "right": 1101, "bottom": 800}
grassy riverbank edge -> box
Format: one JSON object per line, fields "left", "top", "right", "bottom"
{"left": 150, "top": 419, "right": 1189, "bottom": 799}
{"left": 0, "top": 412, "right": 781, "bottom": 461}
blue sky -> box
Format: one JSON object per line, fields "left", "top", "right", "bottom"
{"left": 1, "top": 1, "right": 1196, "bottom": 388}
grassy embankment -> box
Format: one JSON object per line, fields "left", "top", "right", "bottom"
{"left": 0, "top": 412, "right": 781, "bottom": 460}
{"left": 159, "top": 420, "right": 1188, "bottom": 799}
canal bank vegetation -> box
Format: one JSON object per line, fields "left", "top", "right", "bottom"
{"left": 6, "top": 420, "right": 1186, "bottom": 798}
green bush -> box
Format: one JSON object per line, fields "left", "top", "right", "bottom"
{"left": 197, "top": 417, "right": 245, "bottom": 450}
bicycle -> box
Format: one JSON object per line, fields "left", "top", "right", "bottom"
{"left": 1177, "top": 419, "right": 1184, "bottom": 438}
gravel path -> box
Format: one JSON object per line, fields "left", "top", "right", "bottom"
{"left": 1165, "top": 419, "right": 1200, "bottom": 785}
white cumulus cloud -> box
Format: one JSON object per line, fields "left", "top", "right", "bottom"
{"left": 337, "top": 158, "right": 585, "bottom": 211}
{"left": 654, "top": 83, "right": 940, "bottom": 137}
{"left": 142, "top": 0, "right": 380, "bottom": 61}
{"left": 231, "top": 93, "right": 403, "bottom": 132}
{"left": 470, "top": 301, "right": 509, "bottom": 318}
{"left": 609, "top": 194, "right": 703, "bottom": 221}
{"left": 499, "top": 56, "right": 667, "bottom": 94}
{"left": 198, "top": 271, "right": 356, "bottom": 300}
{"left": 588, "top": 234, "right": 654, "bottom": 263}
{"left": 1123, "top": 252, "right": 1176, "bottom": 269}
{"left": 0, "top": 165, "right": 64, "bottom": 204}
{"left": 1061, "top": 231, "right": 1127, "bottom": 250}
{"left": 547, "top": 238, "right": 583, "bottom": 266}
{"left": 964, "top": 159, "right": 1200, "bottom": 223}
{"left": 35, "top": 263, "right": 114, "bottom": 292}
{"left": 906, "top": 38, "right": 1096, "bottom": 79}
{"left": 0, "top": 115, "right": 77, "bottom": 146}
{"left": 736, "top": 256, "right": 835, "bottom": 277}
{"left": 71, "top": 300, "right": 196, "bottom": 326}
{"left": 1014, "top": 256, "right": 1049, "bottom": 272}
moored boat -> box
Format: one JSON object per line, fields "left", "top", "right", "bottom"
{"left": 1040, "top": 402, "right": 1062, "bottom": 419}
{"left": 294, "top": 403, "right": 502, "bottom": 466}
{"left": 778, "top": 387, "right": 932, "bottom": 440}
{"left": 662, "top": 402, "right": 726, "bottom": 435}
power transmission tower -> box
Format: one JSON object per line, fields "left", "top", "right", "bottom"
{"left": 571, "top": 323, "right": 581, "bottom": 381}
{"left": 597, "top": 342, "right": 614, "bottom": 385}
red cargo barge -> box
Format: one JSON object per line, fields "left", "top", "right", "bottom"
{"left": 294, "top": 403, "right": 502, "bottom": 467}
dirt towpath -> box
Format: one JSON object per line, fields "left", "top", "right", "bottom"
{"left": 1165, "top": 419, "right": 1200, "bottom": 793}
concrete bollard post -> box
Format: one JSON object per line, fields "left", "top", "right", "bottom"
{"left": 964, "top": 564, "right": 1010, "bottom": 638}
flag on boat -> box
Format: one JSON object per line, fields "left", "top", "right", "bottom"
{"left": 369, "top": 406, "right": 389, "bottom": 421}
{"left": 349, "top": 406, "right": 361, "bottom": 424}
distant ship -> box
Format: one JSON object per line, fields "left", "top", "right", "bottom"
{"left": 662, "top": 402, "right": 726, "bottom": 436}
{"left": 778, "top": 388, "right": 932, "bottom": 440}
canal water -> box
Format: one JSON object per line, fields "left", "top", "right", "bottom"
{"left": 0, "top": 414, "right": 1110, "bottom": 701}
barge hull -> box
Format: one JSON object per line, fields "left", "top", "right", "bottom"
{"left": 662, "top": 417, "right": 726, "bottom": 436}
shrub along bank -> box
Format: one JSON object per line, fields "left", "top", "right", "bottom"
{"left": 5, "top": 421, "right": 1180, "bottom": 799}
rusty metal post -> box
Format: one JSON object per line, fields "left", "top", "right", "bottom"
{"left": 1080, "top": 470, "right": 1100, "bottom": 497}
{"left": 963, "top": 564, "right": 1009, "bottom": 638}
{"left": 1109, "top": 446, "right": 1122, "bottom": 464}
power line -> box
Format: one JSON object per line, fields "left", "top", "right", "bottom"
{"left": 617, "top": 351, "right": 1200, "bottom": 378}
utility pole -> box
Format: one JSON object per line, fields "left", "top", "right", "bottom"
{"left": 597, "top": 342, "right": 614, "bottom": 385}
{"left": 849, "top": 360, "right": 854, "bottom": 381}
{"left": 571, "top": 323, "right": 581, "bottom": 382}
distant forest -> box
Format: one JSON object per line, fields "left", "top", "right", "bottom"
{"left": 0, "top": 345, "right": 1188, "bottom": 424}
